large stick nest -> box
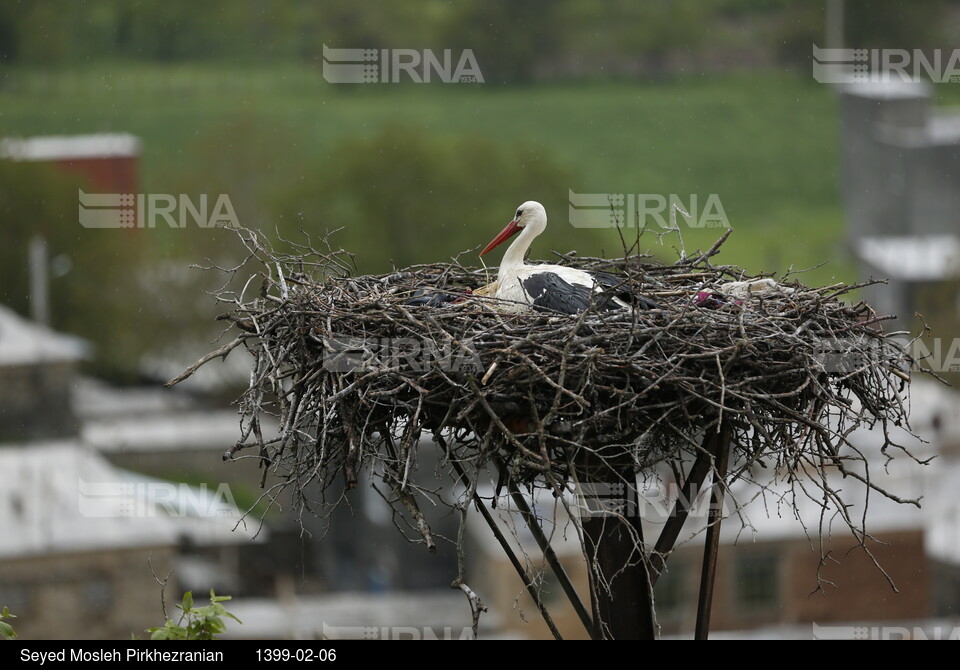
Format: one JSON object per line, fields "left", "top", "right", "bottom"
{"left": 171, "top": 227, "right": 931, "bottom": 584}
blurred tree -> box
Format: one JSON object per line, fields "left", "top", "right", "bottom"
{"left": 558, "top": 0, "right": 714, "bottom": 79}
{"left": 320, "top": 0, "right": 442, "bottom": 49}
{"left": 171, "top": 115, "right": 304, "bottom": 243}
{"left": 118, "top": 0, "right": 222, "bottom": 61}
{"left": 137, "top": 115, "right": 311, "bottom": 361}
{"left": 774, "top": 1, "right": 825, "bottom": 68}
{"left": 0, "top": 160, "right": 149, "bottom": 381}
{"left": 844, "top": 0, "right": 949, "bottom": 49}
{"left": 14, "top": 0, "right": 75, "bottom": 64}
{"left": 622, "top": 0, "right": 712, "bottom": 78}
{"left": 2, "top": 0, "right": 460, "bottom": 64}
{"left": 912, "top": 280, "right": 960, "bottom": 388}
{"left": 273, "top": 126, "right": 578, "bottom": 273}
{"left": 776, "top": 0, "right": 951, "bottom": 70}
{"left": 716, "top": 0, "right": 794, "bottom": 14}
{"left": 442, "top": 0, "right": 565, "bottom": 84}
{"left": 15, "top": 0, "right": 950, "bottom": 80}
{"left": 0, "top": 1, "right": 19, "bottom": 63}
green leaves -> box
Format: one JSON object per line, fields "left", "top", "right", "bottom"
{"left": 146, "top": 590, "right": 241, "bottom": 641}
{"left": 0, "top": 606, "right": 17, "bottom": 640}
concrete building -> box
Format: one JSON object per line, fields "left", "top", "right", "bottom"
{"left": 0, "top": 304, "right": 89, "bottom": 441}
{"left": 839, "top": 79, "right": 960, "bottom": 329}
{"left": 0, "top": 443, "right": 258, "bottom": 639}
{"left": 0, "top": 305, "right": 260, "bottom": 639}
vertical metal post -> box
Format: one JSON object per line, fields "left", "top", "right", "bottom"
{"left": 579, "top": 448, "right": 656, "bottom": 640}
{"left": 694, "top": 422, "right": 732, "bottom": 640}
{"left": 29, "top": 235, "right": 50, "bottom": 326}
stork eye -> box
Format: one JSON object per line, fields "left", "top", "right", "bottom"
{"left": 516, "top": 209, "right": 523, "bottom": 219}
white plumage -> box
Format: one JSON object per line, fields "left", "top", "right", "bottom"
{"left": 479, "top": 201, "right": 657, "bottom": 314}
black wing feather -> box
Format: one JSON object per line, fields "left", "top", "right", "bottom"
{"left": 521, "top": 273, "right": 618, "bottom": 314}
{"left": 589, "top": 271, "right": 660, "bottom": 310}
{"left": 407, "top": 289, "right": 458, "bottom": 306}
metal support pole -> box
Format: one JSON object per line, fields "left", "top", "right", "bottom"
{"left": 441, "top": 443, "right": 564, "bottom": 640}
{"left": 649, "top": 430, "right": 725, "bottom": 586}
{"left": 578, "top": 448, "right": 656, "bottom": 640}
{"left": 694, "top": 422, "right": 732, "bottom": 640}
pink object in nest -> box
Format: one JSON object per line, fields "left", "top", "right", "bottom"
{"left": 694, "top": 291, "right": 742, "bottom": 309}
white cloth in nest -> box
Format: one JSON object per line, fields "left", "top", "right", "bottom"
{"left": 718, "top": 278, "right": 794, "bottom": 298}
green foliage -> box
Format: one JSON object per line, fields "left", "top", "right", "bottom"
{"left": 442, "top": 0, "right": 565, "bottom": 84}
{"left": 273, "top": 124, "right": 575, "bottom": 274}
{"left": 134, "top": 115, "right": 306, "bottom": 367}
{"left": 844, "top": 0, "right": 949, "bottom": 50}
{"left": 910, "top": 279, "right": 960, "bottom": 387}
{"left": 0, "top": 0, "right": 895, "bottom": 72}
{"left": 1, "top": 66, "right": 856, "bottom": 289}
{"left": 0, "top": 1, "right": 953, "bottom": 76}
{"left": 0, "top": 2, "right": 20, "bottom": 63}
{"left": 0, "top": 160, "right": 152, "bottom": 381}
{"left": 773, "top": 1, "right": 825, "bottom": 68}
{"left": 0, "top": 607, "right": 16, "bottom": 640}
{"left": 146, "top": 590, "right": 240, "bottom": 640}
{"left": 561, "top": 0, "right": 713, "bottom": 76}
{"left": 777, "top": 0, "right": 952, "bottom": 69}
{"left": 0, "top": 0, "right": 467, "bottom": 66}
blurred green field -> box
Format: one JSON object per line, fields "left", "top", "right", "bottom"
{"left": 0, "top": 63, "right": 854, "bottom": 285}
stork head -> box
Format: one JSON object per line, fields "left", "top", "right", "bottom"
{"left": 480, "top": 200, "right": 547, "bottom": 257}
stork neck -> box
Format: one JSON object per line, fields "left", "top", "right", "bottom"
{"left": 498, "top": 225, "right": 537, "bottom": 278}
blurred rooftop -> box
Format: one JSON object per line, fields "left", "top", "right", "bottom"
{"left": 0, "top": 442, "right": 260, "bottom": 561}
{"left": 0, "top": 303, "right": 89, "bottom": 366}
{"left": 0, "top": 133, "right": 141, "bottom": 161}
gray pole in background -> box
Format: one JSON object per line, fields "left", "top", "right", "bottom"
{"left": 826, "top": 0, "right": 844, "bottom": 49}
{"left": 29, "top": 235, "right": 50, "bottom": 326}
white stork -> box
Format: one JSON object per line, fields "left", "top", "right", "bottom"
{"left": 479, "top": 201, "right": 659, "bottom": 314}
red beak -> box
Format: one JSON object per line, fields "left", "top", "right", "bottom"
{"left": 480, "top": 220, "right": 521, "bottom": 257}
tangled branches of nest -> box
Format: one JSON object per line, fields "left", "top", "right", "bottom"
{"left": 170, "top": 227, "right": 931, "bottom": 591}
